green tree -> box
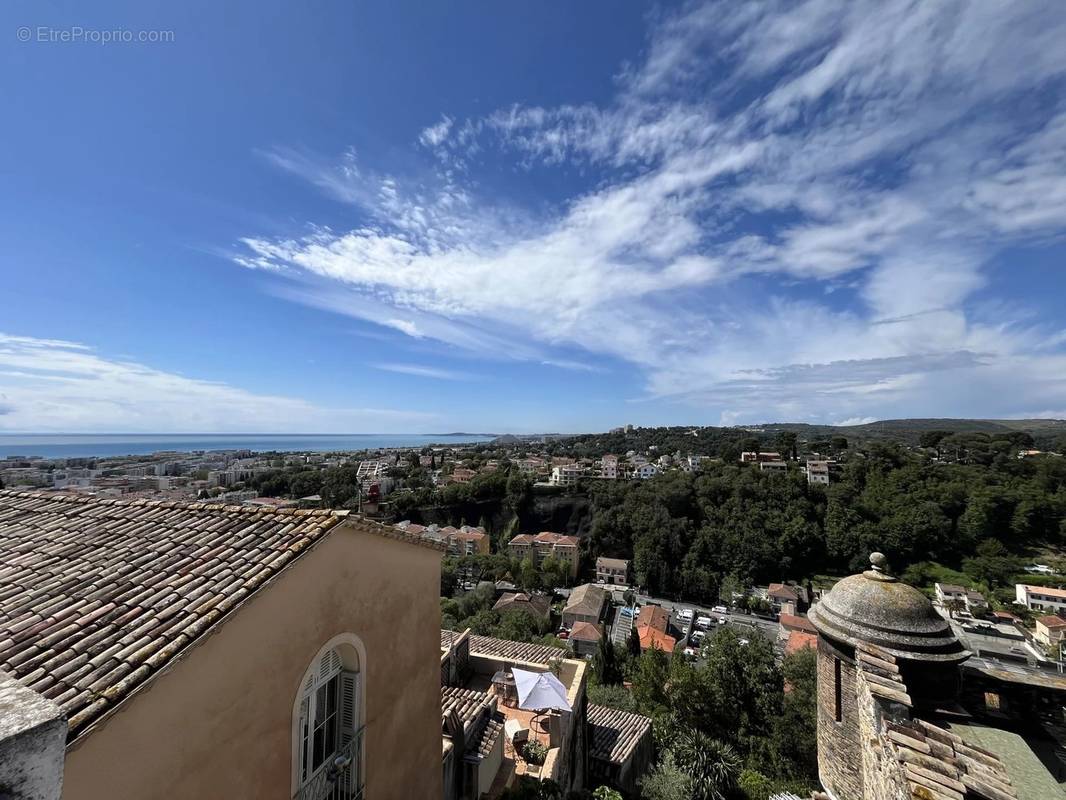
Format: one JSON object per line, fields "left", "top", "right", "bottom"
{"left": 672, "top": 729, "right": 742, "bottom": 800}
{"left": 592, "top": 787, "right": 622, "bottom": 800}
{"left": 963, "top": 539, "right": 1022, "bottom": 588}
{"left": 631, "top": 647, "right": 671, "bottom": 714}
{"left": 587, "top": 683, "right": 640, "bottom": 713}
{"left": 770, "top": 647, "right": 817, "bottom": 779}
{"left": 593, "top": 634, "right": 624, "bottom": 686}
{"left": 640, "top": 752, "right": 692, "bottom": 800}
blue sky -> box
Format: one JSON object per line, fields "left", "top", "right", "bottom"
{"left": 1, "top": 0, "right": 1065, "bottom": 433}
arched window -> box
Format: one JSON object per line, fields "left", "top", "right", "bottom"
{"left": 294, "top": 637, "right": 364, "bottom": 800}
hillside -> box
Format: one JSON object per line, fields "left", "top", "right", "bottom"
{"left": 757, "top": 418, "right": 1066, "bottom": 447}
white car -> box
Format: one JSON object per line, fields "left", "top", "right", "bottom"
{"left": 677, "top": 608, "right": 694, "bottom": 621}
{"left": 690, "top": 630, "right": 705, "bottom": 643}
{"left": 695, "top": 615, "right": 713, "bottom": 629}
{"left": 712, "top": 605, "right": 728, "bottom": 614}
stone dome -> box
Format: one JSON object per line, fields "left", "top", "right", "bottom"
{"left": 807, "top": 553, "right": 970, "bottom": 663}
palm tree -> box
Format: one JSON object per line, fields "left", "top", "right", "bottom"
{"left": 944, "top": 597, "right": 966, "bottom": 619}
{"left": 672, "top": 729, "right": 742, "bottom": 800}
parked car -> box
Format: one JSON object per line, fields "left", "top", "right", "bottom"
{"left": 712, "top": 605, "right": 728, "bottom": 614}
{"left": 690, "top": 630, "right": 705, "bottom": 644}
{"left": 682, "top": 647, "right": 699, "bottom": 659}
{"left": 717, "top": 617, "right": 728, "bottom": 625}
{"left": 677, "top": 608, "right": 694, "bottom": 621}
{"left": 695, "top": 615, "right": 712, "bottom": 629}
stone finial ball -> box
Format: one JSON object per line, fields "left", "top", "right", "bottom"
{"left": 870, "top": 552, "right": 888, "bottom": 571}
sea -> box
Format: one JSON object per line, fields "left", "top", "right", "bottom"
{"left": 0, "top": 434, "right": 496, "bottom": 460}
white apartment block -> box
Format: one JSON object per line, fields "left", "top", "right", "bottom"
{"left": 633, "top": 463, "right": 658, "bottom": 480}
{"left": 551, "top": 464, "right": 582, "bottom": 487}
{"left": 1015, "top": 583, "right": 1066, "bottom": 613}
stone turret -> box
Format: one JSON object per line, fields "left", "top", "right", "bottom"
{"left": 807, "top": 553, "right": 970, "bottom": 800}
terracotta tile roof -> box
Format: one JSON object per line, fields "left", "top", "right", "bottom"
{"left": 1037, "top": 615, "right": 1066, "bottom": 628}
{"left": 768, "top": 582, "right": 799, "bottom": 601}
{"left": 441, "top": 685, "right": 503, "bottom": 763}
{"left": 637, "top": 625, "right": 677, "bottom": 653}
{"left": 441, "top": 685, "right": 491, "bottom": 727}
{"left": 492, "top": 592, "right": 551, "bottom": 618}
{"left": 563, "top": 584, "right": 607, "bottom": 618}
{"left": 779, "top": 613, "right": 817, "bottom": 634}
{"left": 440, "top": 629, "right": 567, "bottom": 666}
{"left": 636, "top": 605, "right": 669, "bottom": 633}
{"left": 596, "top": 557, "right": 628, "bottom": 570}
{"left": 568, "top": 621, "right": 603, "bottom": 642}
{"left": 533, "top": 531, "right": 562, "bottom": 544}
{"left": 0, "top": 489, "right": 430, "bottom": 739}
{"left": 785, "top": 630, "right": 817, "bottom": 655}
{"left": 1019, "top": 583, "right": 1066, "bottom": 599}
{"left": 588, "top": 704, "right": 652, "bottom": 765}
{"left": 508, "top": 534, "right": 534, "bottom": 546}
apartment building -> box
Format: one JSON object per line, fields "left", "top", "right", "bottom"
{"left": 1015, "top": 583, "right": 1066, "bottom": 613}
{"left": 599, "top": 455, "right": 619, "bottom": 480}
{"left": 550, "top": 464, "right": 582, "bottom": 487}
{"left": 507, "top": 532, "right": 580, "bottom": 578}
{"left": 0, "top": 489, "right": 444, "bottom": 800}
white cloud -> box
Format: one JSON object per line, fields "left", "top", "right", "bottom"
{"left": 419, "top": 116, "right": 453, "bottom": 148}
{"left": 371, "top": 362, "right": 474, "bottom": 381}
{"left": 234, "top": 0, "right": 1066, "bottom": 423}
{"left": 0, "top": 334, "right": 436, "bottom": 433}
{"left": 833, "top": 417, "right": 878, "bottom": 427}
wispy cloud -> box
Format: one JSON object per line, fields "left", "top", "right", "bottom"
{"left": 234, "top": 0, "right": 1066, "bottom": 423}
{"left": 371, "top": 362, "right": 475, "bottom": 381}
{"left": 0, "top": 334, "right": 437, "bottom": 432}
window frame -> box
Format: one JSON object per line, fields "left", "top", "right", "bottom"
{"left": 292, "top": 635, "right": 366, "bottom": 799}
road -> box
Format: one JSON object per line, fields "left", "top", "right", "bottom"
{"left": 633, "top": 592, "right": 782, "bottom": 645}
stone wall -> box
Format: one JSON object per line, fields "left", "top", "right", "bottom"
{"left": 0, "top": 672, "right": 67, "bottom": 800}
{"left": 816, "top": 636, "right": 863, "bottom": 800}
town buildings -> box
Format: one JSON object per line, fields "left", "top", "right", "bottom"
{"left": 805, "top": 459, "right": 830, "bottom": 485}
{"left": 507, "top": 532, "right": 580, "bottom": 578}
{"left": 562, "top": 584, "right": 608, "bottom": 628}
{"left": 634, "top": 604, "right": 676, "bottom": 653}
{"left": 595, "top": 556, "right": 629, "bottom": 585}
{"left": 934, "top": 582, "right": 988, "bottom": 615}
{"left": 396, "top": 521, "right": 490, "bottom": 556}
{"left": 568, "top": 622, "right": 604, "bottom": 658}
{"left": 549, "top": 464, "right": 582, "bottom": 487}
{"left": 0, "top": 489, "right": 444, "bottom": 800}
{"left": 1034, "top": 615, "right": 1066, "bottom": 649}
{"left": 1015, "top": 583, "right": 1066, "bottom": 613}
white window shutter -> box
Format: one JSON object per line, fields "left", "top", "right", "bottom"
{"left": 340, "top": 670, "right": 359, "bottom": 742}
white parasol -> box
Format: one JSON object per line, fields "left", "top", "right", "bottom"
{"left": 512, "top": 667, "right": 572, "bottom": 712}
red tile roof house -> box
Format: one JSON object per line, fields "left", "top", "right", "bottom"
{"left": 635, "top": 605, "right": 670, "bottom": 634}
{"left": 636, "top": 625, "right": 677, "bottom": 654}
{"left": 0, "top": 489, "right": 445, "bottom": 800}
